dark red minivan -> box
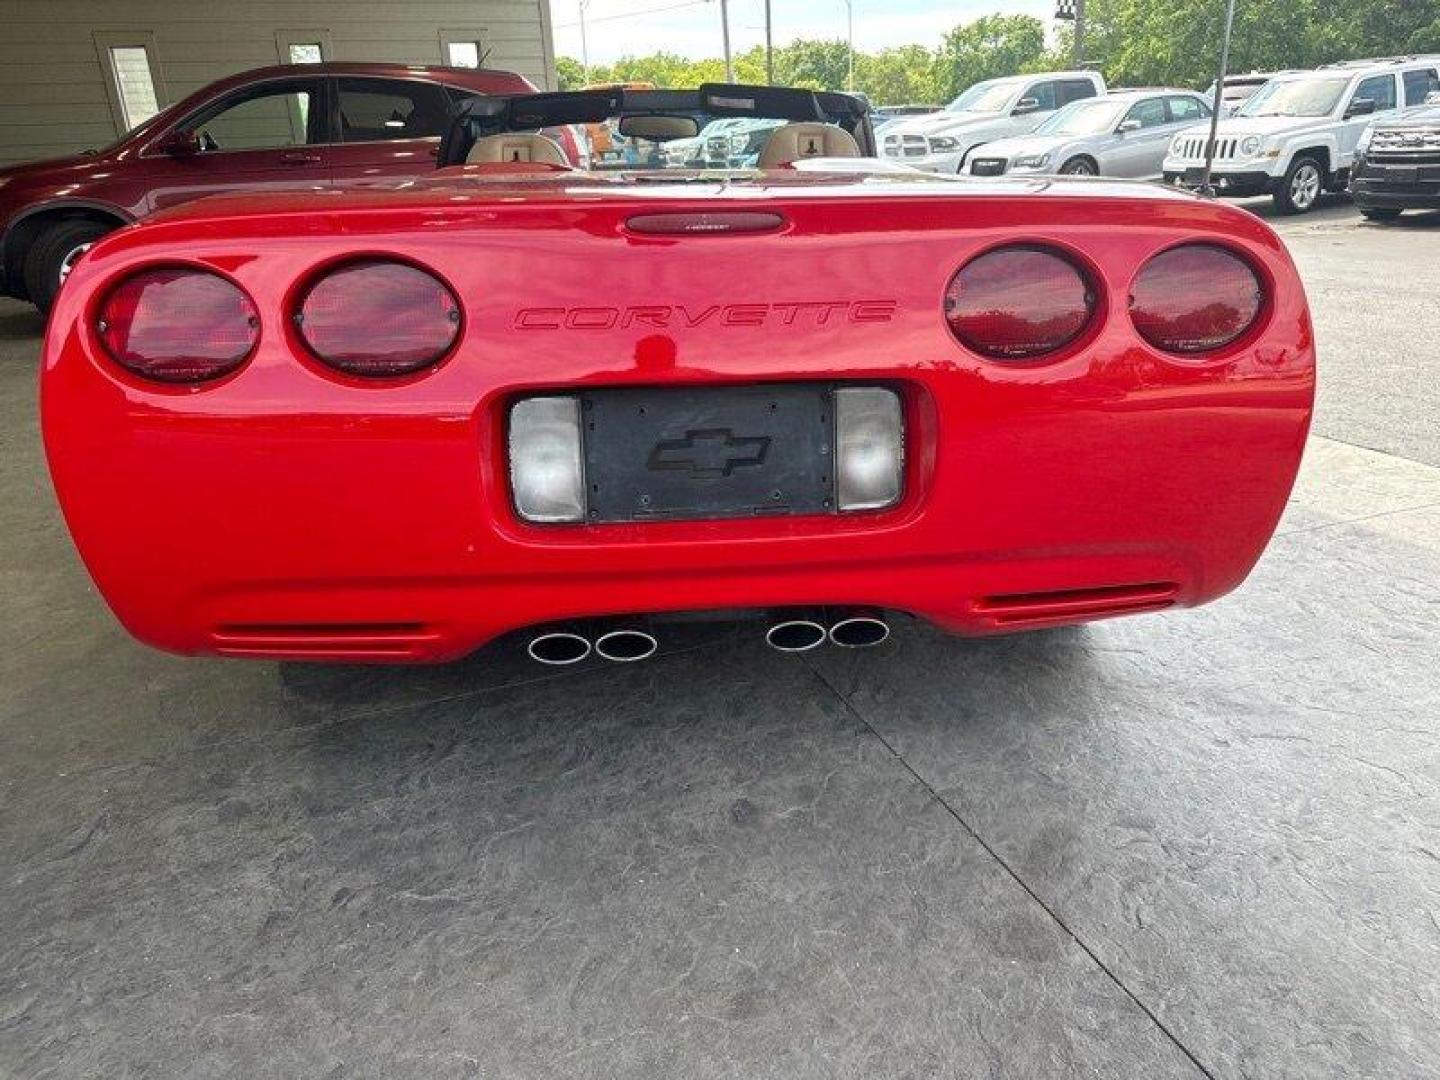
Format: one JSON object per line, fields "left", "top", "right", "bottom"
{"left": 0, "top": 62, "right": 555, "bottom": 313}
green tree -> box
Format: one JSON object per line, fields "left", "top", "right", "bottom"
{"left": 553, "top": 2, "right": 1440, "bottom": 104}
{"left": 856, "top": 45, "right": 942, "bottom": 105}
{"left": 774, "top": 39, "right": 855, "bottom": 91}
{"left": 555, "top": 56, "right": 586, "bottom": 90}
{"left": 932, "top": 14, "right": 1047, "bottom": 101}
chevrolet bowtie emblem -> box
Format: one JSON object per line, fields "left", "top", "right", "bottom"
{"left": 647, "top": 429, "right": 770, "bottom": 477}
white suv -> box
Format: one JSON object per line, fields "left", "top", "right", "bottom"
{"left": 881, "top": 70, "right": 1107, "bottom": 174}
{"left": 1163, "top": 57, "right": 1440, "bottom": 213}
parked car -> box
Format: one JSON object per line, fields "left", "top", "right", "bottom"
{"left": 880, "top": 70, "right": 1106, "bottom": 173}
{"left": 40, "top": 85, "right": 1314, "bottom": 664}
{"left": 665, "top": 118, "right": 745, "bottom": 166}
{"left": 1203, "top": 72, "right": 1293, "bottom": 116}
{"left": 967, "top": 89, "right": 1211, "bottom": 179}
{"left": 581, "top": 81, "right": 656, "bottom": 162}
{"left": 872, "top": 103, "right": 942, "bottom": 137}
{"left": 1350, "top": 89, "right": 1440, "bottom": 219}
{"left": 720, "top": 118, "right": 788, "bottom": 167}
{"left": 1163, "top": 56, "right": 1440, "bottom": 213}
{"left": 0, "top": 62, "right": 554, "bottom": 313}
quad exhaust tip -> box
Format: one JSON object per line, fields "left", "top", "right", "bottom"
{"left": 527, "top": 631, "right": 592, "bottom": 666}
{"left": 829, "top": 615, "right": 890, "bottom": 649}
{"left": 594, "top": 629, "right": 659, "bottom": 663}
{"left": 765, "top": 619, "right": 828, "bottom": 653}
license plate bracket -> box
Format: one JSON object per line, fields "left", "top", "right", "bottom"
{"left": 581, "top": 384, "right": 835, "bottom": 522}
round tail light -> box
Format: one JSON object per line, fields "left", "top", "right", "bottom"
{"left": 944, "top": 245, "right": 1097, "bottom": 360}
{"left": 1129, "top": 244, "right": 1264, "bottom": 355}
{"left": 296, "top": 260, "right": 460, "bottom": 377}
{"left": 98, "top": 268, "right": 258, "bottom": 383}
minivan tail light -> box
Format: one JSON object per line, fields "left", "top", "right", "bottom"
{"left": 1129, "top": 244, "right": 1264, "bottom": 355}
{"left": 98, "top": 268, "right": 258, "bottom": 383}
{"left": 296, "top": 260, "right": 461, "bottom": 377}
{"left": 944, "top": 245, "right": 1097, "bottom": 360}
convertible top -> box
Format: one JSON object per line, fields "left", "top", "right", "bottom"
{"left": 438, "top": 83, "right": 875, "bottom": 166}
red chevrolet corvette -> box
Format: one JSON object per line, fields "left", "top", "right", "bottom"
{"left": 41, "top": 85, "right": 1315, "bottom": 664}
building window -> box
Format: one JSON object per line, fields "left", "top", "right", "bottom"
{"left": 440, "top": 30, "right": 489, "bottom": 68}
{"left": 95, "top": 33, "right": 165, "bottom": 136}
{"left": 110, "top": 47, "right": 161, "bottom": 128}
{"left": 447, "top": 41, "right": 480, "bottom": 67}
{"left": 275, "top": 30, "right": 332, "bottom": 67}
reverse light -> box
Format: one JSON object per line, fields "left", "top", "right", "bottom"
{"left": 509, "top": 396, "right": 585, "bottom": 523}
{"left": 1129, "top": 244, "right": 1264, "bottom": 355}
{"left": 944, "top": 245, "right": 1097, "bottom": 360}
{"left": 296, "top": 259, "right": 460, "bottom": 377}
{"left": 97, "top": 267, "right": 258, "bottom": 383}
{"left": 835, "top": 387, "right": 904, "bottom": 512}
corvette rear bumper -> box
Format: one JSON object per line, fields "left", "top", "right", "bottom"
{"left": 194, "top": 556, "right": 1194, "bottom": 661}
{"left": 43, "top": 362, "right": 1313, "bottom": 661}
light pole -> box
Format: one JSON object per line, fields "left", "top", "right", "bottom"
{"left": 720, "top": 0, "right": 734, "bottom": 81}
{"left": 765, "top": 0, "right": 774, "bottom": 84}
{"left": 1200, "top": 0, "right": 1238, "bottom": 197}
{"left": 1073, "top": 0, "right": 1086, "bottom": 67}
{"left": 579, "top": 0, "right": 591, "bottom": 83}
{"left": 841, "top": 0, "right": 854, "bottom": 90}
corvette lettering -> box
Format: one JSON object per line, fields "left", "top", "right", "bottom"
{"left": 513, "top": 300, "right": 898, "bottom": 330}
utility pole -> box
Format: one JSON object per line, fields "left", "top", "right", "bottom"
{"left": 842, "top": 0, "right": 854, "bottom": 90}
{"left": 579, "top": 0, "right": 591, "bottom": 83}
{"left": 1200, "top": 0, "right": 1238, "bottom": 197}
{"left": 720, "top": 0, "right": 734, "bottom": 81}
{"left": 764, "top": 0, "right": 774, "bottom": 84}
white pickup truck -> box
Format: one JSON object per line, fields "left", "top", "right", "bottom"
{"left": 1163, "top": 57, "right": 1440, "bottom": 213}
{"left": 880, "top": 70, "right": 1107, "bottom": 174}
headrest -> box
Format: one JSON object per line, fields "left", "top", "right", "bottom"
{"left": 466, "top": 132, "right": 569, "bottom": 167}
{"left": 756, "top": 122, "right": 860, "bottom": 168}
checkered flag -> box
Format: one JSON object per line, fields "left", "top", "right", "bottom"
{"left": 1055, "top": 0, "right": 1078, "bottom": 19}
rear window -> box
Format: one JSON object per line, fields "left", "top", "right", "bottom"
{"left": 1404, "top": 69, "right": 1439, "bottom": 106}
{"left": 1058, "top": 79, "right": 1099, "bottom": 106}
{"left": 1168, "top": 96, "right": 1207, "bottom": 123}
{"left": 337, "top": 78, "right": 452, "bottom": 142}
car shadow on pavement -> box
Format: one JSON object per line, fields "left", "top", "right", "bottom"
{"left": 0, "top": 304, "right": 44, "bottom": 342}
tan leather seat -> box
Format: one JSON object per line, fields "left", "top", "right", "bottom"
{"left": 756, "top": 123, "right": 861, "bottom": 168}
{"left": 466, "top": 133, "right": 569, "bottom": 166}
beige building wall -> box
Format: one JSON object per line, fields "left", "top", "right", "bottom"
{"left": 0, "top": 0, "right": 556, "bottom": 165}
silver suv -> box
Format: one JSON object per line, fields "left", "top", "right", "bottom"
{"left": 967, "top": 90, "right": 1212, "bottom": 179}
{"left": 881, "top": 70, "right": 1107, "bottom": 173}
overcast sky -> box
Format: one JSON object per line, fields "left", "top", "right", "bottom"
{"left": 550, "top": 0, "right": 1055, "bottom": 64}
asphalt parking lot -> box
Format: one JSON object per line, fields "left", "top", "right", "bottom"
{"left": 2, "top": 198, "right": 1438, "bottom": 1079}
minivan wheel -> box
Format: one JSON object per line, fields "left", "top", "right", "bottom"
{"left": 24, "top": 219, "right": 115, "bottom": 315}
{"left": 1273, "top": 157, "right": 1324, "bottom": 214}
